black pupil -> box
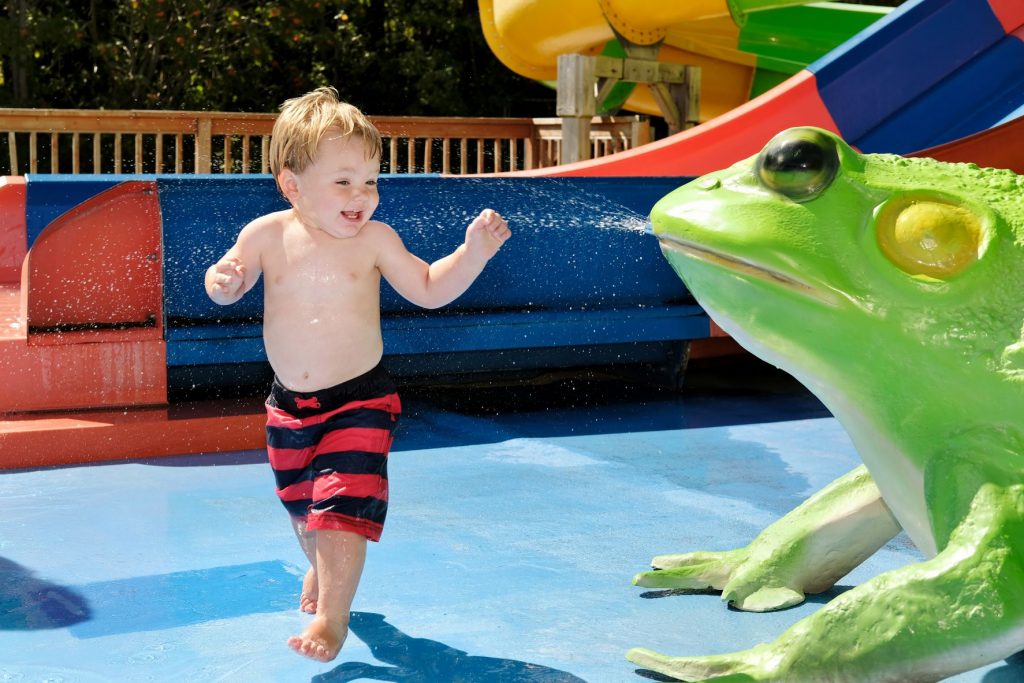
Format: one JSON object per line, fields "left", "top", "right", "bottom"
{"left": 763, "top": 139, "right": 825, "bottom": 175}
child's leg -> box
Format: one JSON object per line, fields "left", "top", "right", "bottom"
{"left": 290, "top": 517, "right": 319, "bottom": 614}
{"left": 287, "top": 529, "right": 367, "bottom": 662}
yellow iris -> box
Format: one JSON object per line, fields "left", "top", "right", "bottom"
{"left": 876, "top": 198, "right": 983, "bottom": 278}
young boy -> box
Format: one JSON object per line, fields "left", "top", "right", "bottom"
{"left": 204, "top": 86, "right": 510, "bottom": 662}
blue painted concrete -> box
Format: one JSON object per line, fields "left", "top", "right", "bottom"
{"left": 1, "top": 368, "right": 1019, "bottom": 682}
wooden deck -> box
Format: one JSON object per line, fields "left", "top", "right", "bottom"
{"left": 0, "top": 108, "right": 651, "bottom": 176}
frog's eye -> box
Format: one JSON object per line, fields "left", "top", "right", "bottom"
{"left": 875, "top": 196, "right": 983, "bottom": 278}
{"left": 755, "top": 128, "right": 840, "bottom": 203}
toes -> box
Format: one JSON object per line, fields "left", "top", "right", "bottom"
{"left": 287, "top": 635, "right": 327, "bottom": 661}
{"left": 626, "top": 647, "right": 711, "bottom": 682}
{"left": 633, "top": 566, "right": 722, "bottom": 590}
{"left": 628, "top": 644, "right": 770, "bottom": 681}
{"left": 626, "top": 647, "right": 680, "bottom": 674}
{"left": 651, "top": 551, "right": 724, "bottom": 569}
{"left": 726, "top": 585, "right": 805, "bottom": 612}
{"left": 287, "top": 631, "right": 341, "bottom": 662}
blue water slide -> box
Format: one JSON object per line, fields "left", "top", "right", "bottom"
{"left": 812, "top": 0, "right": 1024, "bottom": 154}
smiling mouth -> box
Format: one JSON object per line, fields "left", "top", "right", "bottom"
{"left": 341, "top": 210, "right": 362, "bottom": 220}
{"left": 657, "top": 233, "right": 836, "bottom": 304}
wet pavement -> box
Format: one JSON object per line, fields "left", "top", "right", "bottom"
{"left": 1, "top": 358, "right": 1018, "bottom": 682}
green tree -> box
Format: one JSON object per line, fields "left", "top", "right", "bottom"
{"left": 1, "top": 0, "right": 903, "bottom": 115}
{"left": 0, "top": 0, "right": 554, "bottom": 115}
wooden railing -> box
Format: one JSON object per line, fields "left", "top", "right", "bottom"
{"left": 0, "top": 109, "right": 651, "bottom": 176}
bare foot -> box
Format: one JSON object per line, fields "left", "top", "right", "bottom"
{"left": 287, "top": 616, "right": 346, "bottom": 662}
{"left": 300, "top": 567, "right": 318, "bottom": 614}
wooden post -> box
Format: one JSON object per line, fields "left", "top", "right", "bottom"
{"left": 524, "top": 131, "right": 537, "bottom": 170}
{"left": 196, "top": 117, "right": 212, "bottom": 173}
{"left": 7, "top": 132, "right": 17, "bottom": 175}
{"left": 557, "top": 54, "right": 596, "bottom": 164}
{"left": 630, "top": 116, "right": 651, "bottom": 147}
{"left": 649, "top": 65, "right": 701, "bottom": 135}
{"left": 678, "top": 66, "right": 701, "bottom": 131}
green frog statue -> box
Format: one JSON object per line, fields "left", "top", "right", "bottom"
{"left": 632, "top": 127, "right": 1024, "bottom": 682}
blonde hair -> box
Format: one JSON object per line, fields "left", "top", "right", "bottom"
{"left": 268, "top": 86, "right": 382, "bottom": 185}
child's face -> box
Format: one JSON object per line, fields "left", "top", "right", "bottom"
{"left": 285, "top": 130, "right": 380, "bottom": 239}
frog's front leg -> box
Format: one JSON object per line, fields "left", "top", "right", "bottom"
{"left": 629, "top": 483, "right": 1024, "bottom": 682}
{"left": 634, "top": 464, "right": 902, "bottom": 611}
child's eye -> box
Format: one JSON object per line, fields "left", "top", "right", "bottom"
{"left": 336, "top": 180, "right": 350, "bottom": 186}
{"left": 367, "top": 179, "right": 377, "bottom": 186}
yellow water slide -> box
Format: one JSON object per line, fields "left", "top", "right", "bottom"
{"left": 479, "top": 0, "right": 887, "bottom": 122}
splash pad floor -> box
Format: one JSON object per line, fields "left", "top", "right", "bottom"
{"left": 1, "top": 359, "right": 1019, "bottom": 682}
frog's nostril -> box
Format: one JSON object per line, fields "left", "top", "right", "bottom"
{"left": 696, "top": 176, "right": 721, "bottom": 191}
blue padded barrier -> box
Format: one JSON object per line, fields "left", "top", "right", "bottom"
{"left": 155, "top": 174, "right": 703, "bottom": 370}
{"left": 25, "top": 175, "right": 140, "bottom": 245}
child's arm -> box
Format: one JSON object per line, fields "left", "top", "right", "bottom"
{"left": 377, "top": 208, "right": 511, "bottom": 309}
{"left": 204, "top": 220, "right": 266, "bottom": 305}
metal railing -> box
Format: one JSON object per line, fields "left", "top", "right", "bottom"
{"left": 0, "top": 108, "right": 651, "bottom": 176}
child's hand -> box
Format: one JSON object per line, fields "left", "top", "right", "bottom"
{"left": 208, "top": 257, "right": 247, "bottom": 302}
{"left": 465, "top": 209, "right": 511, "bottom": 260}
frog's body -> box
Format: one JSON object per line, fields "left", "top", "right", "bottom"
{"left": 631, "top": 127, "right": 1024, "bottom": 682}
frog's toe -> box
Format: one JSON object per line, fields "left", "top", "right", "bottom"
{"left": 651, "top": 549, "right": 744, "bottom": 570}
{"left": 633, "top": 565, "right": 724, "bottom": 590}
{"left": 627, "top": 647, "right": 759, "bottom": 682}
{"left": 637, "top": 550, "right": 743, "bottom": 588}
{"left": 626, "top": 647, "right": 692, "bottom": 680}
{"left": 724, "top": 584, "right": 805, "bottom": 612}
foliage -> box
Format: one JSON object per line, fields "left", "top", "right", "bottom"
{"left": 0, "top": 0, "right": 906, "bottom": 115}
{"left": 0, "top": 0, "right": 555, "bottom": 116}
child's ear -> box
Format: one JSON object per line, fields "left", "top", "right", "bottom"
{"left": 278, "top": 168, "right": 300, "bottom": 201}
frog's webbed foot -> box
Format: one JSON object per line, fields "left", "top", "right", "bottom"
{"left": 627, "top": 644, "right": 771, "bottom": 682}
{"left": 633, "top": 549, "right": 805, "bottom": 611}
{"left": 635, "top": 465, "right": 900, "bottom": 612}
{"left": 630, "top": 483, "right": 1024, "bottom": 683}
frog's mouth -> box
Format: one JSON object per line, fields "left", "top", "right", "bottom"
{"left": 658, "top": 233, "right": 837, "bottom": 305}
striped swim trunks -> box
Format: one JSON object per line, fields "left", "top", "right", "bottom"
{"left": 265, "top": 363, "right": 401, "bottom": 542}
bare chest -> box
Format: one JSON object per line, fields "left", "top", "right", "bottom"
{"left": 264, "top": 235, "right": 379, "bottom": 300}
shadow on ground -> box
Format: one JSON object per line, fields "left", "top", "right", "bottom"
{"left": 0, "top": 557, "right": 90, "bottom": 630}
{"left": 982, "top": 650, "right": 1024, "bottom": 682}
{"left": 314, "top": 612, "right": 585, "bottom": 683}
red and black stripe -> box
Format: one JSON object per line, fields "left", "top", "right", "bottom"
{"left": 264, "top": 364, "right": 400, "bottom": 542}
